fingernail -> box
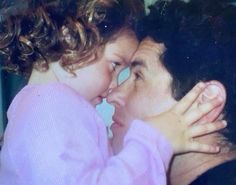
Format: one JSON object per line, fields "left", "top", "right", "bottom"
{"left": 222, "top": 120, "right": 227, "bottom": 126}
{"left": 204, "top": 85, "right": 220, "bottom": 99}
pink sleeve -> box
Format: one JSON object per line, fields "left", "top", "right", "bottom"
{"left": 0, "top": 84, "right": 173, "bottom": 185}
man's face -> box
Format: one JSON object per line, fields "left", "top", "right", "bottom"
{"left": 107, "top": 37, "right": 177, "bottom": 154}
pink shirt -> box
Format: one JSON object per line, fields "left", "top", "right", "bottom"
{"left": 0, "top": 83, "right": 173, "bottom": 185}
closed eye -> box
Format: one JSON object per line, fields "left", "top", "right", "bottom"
{"left": 134, "top": 72, "right": 142, "bottom": 80}
{"left": 112, "top": 61, "right": 121, "bottom": 71}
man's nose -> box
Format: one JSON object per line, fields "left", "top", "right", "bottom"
{"left": 106, "top": 85, "right": 126, "bottom": 107}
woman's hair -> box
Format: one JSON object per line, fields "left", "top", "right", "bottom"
{"left": 0, "top": 0, "right": 144, "bottom": 76}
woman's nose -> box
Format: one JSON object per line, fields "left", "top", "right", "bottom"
{"left": 102, "top": 74, "right": 119, "bottom": 98}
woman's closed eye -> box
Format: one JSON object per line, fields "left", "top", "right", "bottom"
{"left": 111, "top": 61, "right": 121, "bottom": 71}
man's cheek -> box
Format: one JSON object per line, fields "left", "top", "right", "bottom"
{"left": 128, "top": 106, "right": 145, "bottom": 120}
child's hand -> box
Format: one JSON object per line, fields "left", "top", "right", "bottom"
{"left": 144, "top": 82, "right": 227, "bottom": 154}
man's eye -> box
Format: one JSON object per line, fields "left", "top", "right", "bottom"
{"left": 134, "top": 72, "right": 142, "bottom": 81}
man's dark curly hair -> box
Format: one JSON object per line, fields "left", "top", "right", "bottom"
{"left": 0, "top": 0, "right": 144, "bottom": 76}
{"left": 137, "top": 0, "right": 236, "bottom": 146}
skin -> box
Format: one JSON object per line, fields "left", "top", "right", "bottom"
{"left": 107, "top": 37, "right": 236, "bottom": 184}
{"left": 28, "top": 29, "right": 139, "bottom": 106}
{"left": 107, "top": 37, "right": 177, "bottom": 154}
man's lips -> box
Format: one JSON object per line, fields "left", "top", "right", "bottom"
{"left": 111, "top": 116, "right": 124, "bottom": 129}
{"left": 110, "top": 122, "right": 122, "bottom": 133}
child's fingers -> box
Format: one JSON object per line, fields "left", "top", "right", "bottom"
{"left": 184, "top": 97, "right": 200, "bottom": 114}
{"left": 173, "top": 82, "right": 206, "bottom": 114}
{"left": 187, "top": 120, "right": 227, "bottom": 138}
{"left": 187, "top": 141, "right": 220, "bottom": 153}
{"left": 184, "top": 97, "right": 223, "bottom": 125}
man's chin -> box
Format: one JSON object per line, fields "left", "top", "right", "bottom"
{"left": 110, "top": 125, "right": 125, "bottom": 155}
{"left": 110, "top": 136, "right": 124, "bottom": 155}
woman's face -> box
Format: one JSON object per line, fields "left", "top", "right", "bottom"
{"left": 61, "top": 29, "right": 139, "bottom": 106}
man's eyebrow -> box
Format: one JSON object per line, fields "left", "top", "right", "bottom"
{"left": 130, "top": 60, "right": 147, "bottom": 70}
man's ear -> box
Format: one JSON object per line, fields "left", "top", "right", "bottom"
{"left": 198, "top": 80, "right": 226, "bottom": 123}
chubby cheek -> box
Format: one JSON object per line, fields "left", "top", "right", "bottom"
{"left": 98, "top": 74, "right": 112, "bottom": 93}
{"left": 94, "top": 66, "right": 113, "bottom": 95}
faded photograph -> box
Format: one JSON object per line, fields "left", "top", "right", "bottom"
{"left": 1, "top": 0, "right": 236, "bottom": 185}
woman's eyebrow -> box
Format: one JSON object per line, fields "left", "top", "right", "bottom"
{"left": 114, "top": 53, "right": 126, "bottom": 62}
